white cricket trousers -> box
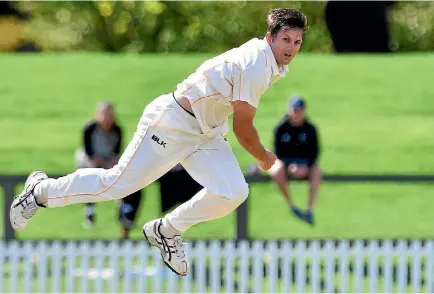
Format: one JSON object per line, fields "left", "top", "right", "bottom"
{"left": 37, "top": 93, "right": 249, "bottom": 233}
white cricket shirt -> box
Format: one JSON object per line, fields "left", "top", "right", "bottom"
{"left": 174, "top": 37, "right": 289, "bottom": 137}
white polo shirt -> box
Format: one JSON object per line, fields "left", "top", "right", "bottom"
{"left": 174, "top": 37, "right": 289, "bottom": 137}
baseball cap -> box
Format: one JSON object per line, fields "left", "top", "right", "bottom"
{"left": 289, "top": 95, "right": 306, "bottom": 109}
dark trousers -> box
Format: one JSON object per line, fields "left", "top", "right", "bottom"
{"left": 158, "top": 168, "right": 203, "bottom": 213}
{"left": 118, "top": 189, "right": 143, "bottom": 230}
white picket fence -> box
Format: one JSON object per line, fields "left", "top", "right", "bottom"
{"left": 0, "top": 239, "right": 433, "bottom": 293}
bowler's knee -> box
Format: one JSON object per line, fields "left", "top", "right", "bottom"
{"left": 100, "top": 165, "right": 136, "bottom": 198}
{"left": 230, "top": 180, "right": 249, "bottom": 203}
{"left": 102, "top": 163, "right": 122, "bottom": 179}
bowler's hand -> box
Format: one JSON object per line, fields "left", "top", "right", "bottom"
{"left": 257, "top": 150, "right": 277, "bottom": 171}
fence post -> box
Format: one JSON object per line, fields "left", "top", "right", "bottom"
{"left": 236, "top": 196, "right": 248, "bottom": 240}
{"left": 3, "top": 182, "right": 16, "bottom": 240}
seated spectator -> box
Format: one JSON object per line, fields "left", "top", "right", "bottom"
{"left": 268, "top": 96, "right": 322, "bottom": 225}
{"left": 75, "top": 101, "right": 123, "bottom": 228}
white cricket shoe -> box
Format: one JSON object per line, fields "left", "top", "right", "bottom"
{"left": 10, "top": 171, "right": 48, "bottom": 231}
{"left": 143, "top": 218, "right": 188, "bottom": 276}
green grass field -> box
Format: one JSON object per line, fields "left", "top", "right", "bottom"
{"left": 1, "top": 52, "right": 434, "bottom": 240}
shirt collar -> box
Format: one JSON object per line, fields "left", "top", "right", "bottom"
{"left": 263, "top": 37, "right": 289, "bottom": 77}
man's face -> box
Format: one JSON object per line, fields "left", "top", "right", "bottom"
{"left": 266, "top": 27, "right": 303, "bottom": 66}
{"left": 97, "top": 106, "right": 114, "bottom": 130}
{"left": 289, "top": 107, "right": 305, "bottom": 125}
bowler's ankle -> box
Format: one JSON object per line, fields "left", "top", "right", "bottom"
{"left": 33, "top": 182, "right": 48, "bottom": 206}
{"left": 162, "top": 218, "right": 182, "bottom": 236}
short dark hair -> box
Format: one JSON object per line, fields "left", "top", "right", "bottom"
{"left": 267, "top": 8, "right": 307, "bottom": 38}
{"left": 97, "top": 101, "right": 113, "bottom": 111}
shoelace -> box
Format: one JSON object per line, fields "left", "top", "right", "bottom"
{"left": 172, "top": 236, "right": 186, "bottom": 259}
{"left": 15, "top": 192, "right": 38, "bottom": 219}
{"left": 22, "top": 202, "right": 38, "bottom": 219}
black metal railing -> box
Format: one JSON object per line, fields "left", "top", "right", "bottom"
{"left": 1, "top": 174, "right": 433, "bottom": 240}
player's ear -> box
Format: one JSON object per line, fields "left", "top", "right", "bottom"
{"left": 265, "top": 32, "right": 273, "bottom": 44}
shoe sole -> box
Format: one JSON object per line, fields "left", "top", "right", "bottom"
{"left": 142, "top": 226, "right": 187, "bottom": 277}
{"left": 10, "top": 199, "right": 25, "bottom": 231}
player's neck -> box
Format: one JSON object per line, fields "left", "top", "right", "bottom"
{"left": 289, "top": 118, "right": 303, "bottom": 127}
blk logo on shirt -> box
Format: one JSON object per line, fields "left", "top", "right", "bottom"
{"left": 152, "top": 135, "right": 166, "bottom": 148}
